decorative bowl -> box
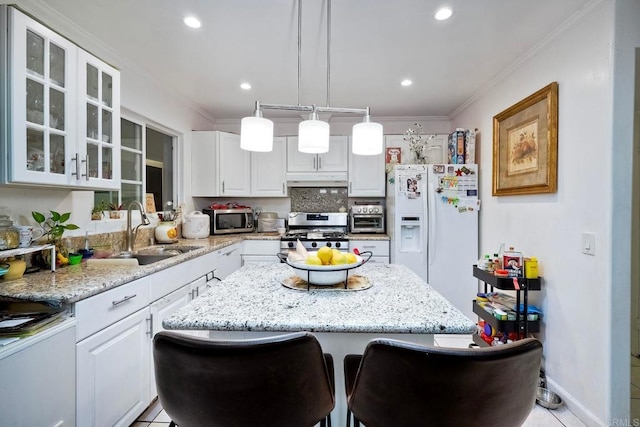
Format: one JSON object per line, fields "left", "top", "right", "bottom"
{"left": 536, "top": 387, "right": 563, "bottom": 409}
{"left": 283, "top": 251, "right": 366, "bottom": 286}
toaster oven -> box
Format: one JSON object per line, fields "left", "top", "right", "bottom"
{"left": 349, "top": 205, "right": 385, "bottom": 234}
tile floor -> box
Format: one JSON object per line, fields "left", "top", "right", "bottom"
{"left": 131, "top": 334, "right": 586, "bottom": 427}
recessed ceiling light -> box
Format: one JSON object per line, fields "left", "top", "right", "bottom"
{"left": 240, "top": 82, "right": 252, "bottom": 90}
{"left": 183, "top": 16, "right": 201, "bottom": 29}
{"left": 434, "top": 7, "right": 452, "bottom": 21}
{"left": 400, "top": 79, "right": 413, "bottom": 87}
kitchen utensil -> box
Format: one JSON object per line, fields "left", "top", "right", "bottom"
{"left": 155, "top": 221, "right": 178, "bottom": 243}
{"left": 182, "top": 211, "right": 210, "bottom": 239}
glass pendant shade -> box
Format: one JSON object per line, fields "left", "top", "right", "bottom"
{"left": 298, "top": 118, "right": 330, "bottom": 153}
{"left": 240, "top": 116, "right": 274, "bottom": 152}
{"left": 352, "top": 121, "right": 383, "bottom": 155}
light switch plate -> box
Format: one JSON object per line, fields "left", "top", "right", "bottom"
{"left": 582, "top": 232, "right": 595, "bottom": 255}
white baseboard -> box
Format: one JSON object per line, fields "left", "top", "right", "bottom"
{"left": 546, "top": 377, "right": 604, "bottom": 427}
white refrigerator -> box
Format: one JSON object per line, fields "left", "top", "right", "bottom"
{"left": 386, "top": 164, "right": 480, "bottom": 320}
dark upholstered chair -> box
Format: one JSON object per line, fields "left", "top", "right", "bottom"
{"left": 153, "top": 331, "right": 335, "bottom": 427}
{"left": 344, "top": 337, "right": 543, "bottom": 427}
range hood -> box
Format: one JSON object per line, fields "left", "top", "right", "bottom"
{"left": 286, "top": 172, "right": 348, "bottom": 187}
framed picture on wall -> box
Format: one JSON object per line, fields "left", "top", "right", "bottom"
{"left": 492, "top": 82, "right": 558, "bottom": 196}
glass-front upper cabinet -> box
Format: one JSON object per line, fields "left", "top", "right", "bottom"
{"left": 76, "top": 50, "right": 121, "bottom": 189}
{"left": 7, "top": 7, "right": 77, "bottom": 186}
{"left": 3, "top": 6, "right": 120, "bottom": 190}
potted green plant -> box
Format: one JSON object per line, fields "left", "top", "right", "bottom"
{"left": 31, "top": 210, "right": 80, "bottom": 266}
{"left": 108, "top": 202, "right": 125, "bottom": 219}
{"left": 91, "top": 201, "right": 108, "bottom": 220}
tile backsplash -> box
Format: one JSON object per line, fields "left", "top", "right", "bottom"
{"left": 290, "top": 187, "right": 348, "bottom": 212}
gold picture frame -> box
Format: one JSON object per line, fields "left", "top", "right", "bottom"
{"left": 492, "top": 82, "right": 558, "bottom": 196}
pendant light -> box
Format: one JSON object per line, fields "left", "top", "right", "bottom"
{"left": 240, "top": 101, "right": 274, "bottom": 152}
{"left": 240, "top": 0, "right": 383, "bottom": 155}
{"left": 352, "top": 108, "right": 383, "bottom": 155}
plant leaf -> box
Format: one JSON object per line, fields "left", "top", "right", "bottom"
{"left": 32, "top": 211, "right": 45, "bottom": 223}
{"left": 63, "top": 224, "right": 80, "bottom": 230}
{"left": 50, "top": 210, "right": 61, "bottom": 221}
{"left": 59, "top": 212, "right": 71, "bottom": 223}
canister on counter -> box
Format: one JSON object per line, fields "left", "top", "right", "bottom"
{"left": 525, "top": 257, "right": 539, "bottom": 279}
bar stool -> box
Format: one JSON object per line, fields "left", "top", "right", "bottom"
{"left": 154, "top": 331, "right": 335, "bottom": 427}
{"left": 344, "top": 337, "right": 542, "bottom": 427}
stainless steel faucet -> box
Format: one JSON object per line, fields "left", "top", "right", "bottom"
{"left": 126, "top": 200, "right": 151, "bottom": 253}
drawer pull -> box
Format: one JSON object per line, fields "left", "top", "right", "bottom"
{"left": 112, "top": 294, "right": 137, "bottom": 306}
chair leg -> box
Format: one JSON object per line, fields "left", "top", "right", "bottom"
{"left": 169, "top": 422, "right": 177, "bottom": 427}
{"left": 354, "top": 417, "right": 361, "bottom": 427}
{"left": 347, "top": 409, "right": 351, "bottom": 427}
{"left": 327, "top": 413, "right": 332, "bottom": 427}
{"left": 320, "top": 418, "right": 326, "bottom": 427}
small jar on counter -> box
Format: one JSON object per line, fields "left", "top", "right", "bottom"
{"left": 0, "top": 216, "right": 19, "bottom": 250}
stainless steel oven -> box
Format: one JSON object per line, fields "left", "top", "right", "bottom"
{"left": 280, "top": 212, "right": 349, "bottom": 255}
{"left": 349, "top": 205, "right": 385, "bottom": 234}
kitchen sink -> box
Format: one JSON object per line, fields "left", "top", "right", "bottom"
{"left": 110, "top": 245, "right": 203, "bottom": 265}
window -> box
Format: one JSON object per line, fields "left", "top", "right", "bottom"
{"left": 95, "top": 117, "right": 175, "bottom": 213}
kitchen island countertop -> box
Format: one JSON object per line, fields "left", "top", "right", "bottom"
{"left": 163, "top": 262, "right": 475, "bottom": 334}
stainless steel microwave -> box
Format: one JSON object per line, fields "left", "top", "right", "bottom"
{"left": 202, "top": 208, "right": 254, "bottom": 235}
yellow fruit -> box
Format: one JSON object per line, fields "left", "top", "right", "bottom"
{"left": 344, "top": 253, "right": 358, "bottom": 264}
{"left": 330, "top": 252, "right": 347, "bottom": 265}
{"left": 317, "top": 247, "right": 333, "bottom": 265}
{"left": 306, "top": 255, "right": 323, "bottom": 266}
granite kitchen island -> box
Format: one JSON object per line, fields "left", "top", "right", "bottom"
{"left": 163, "top": 262, "right": 476, "bottom": 424}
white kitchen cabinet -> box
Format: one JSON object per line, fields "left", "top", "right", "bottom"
{"left": 251, "top": 136, "right": 287, "bottom": 196}
{"left": 286, "top": 136, "right": 348, "bottom": 173}
{"left": 0, "top": 319, "right": 76, "bottom": 427}
{"left": 76, "top": 307, "right": 151, "bottom": 427}
{"left": 191, "top": 131, "right": 250, "bottom": 197}
{"left": 75, "top": 276, "right": 151, "bottom": 427}
{"left": 350, "top": 239, "right": 390, "bottom": 264}
{"left": 348, "top": 138, "right": 386, "bottom": 197}
{"left": 242, "top": 239, "right": 281, "bottom": 265}
{"left": 219, "top": 132, "right": 251, "bottom": 196}
{"left": 75, "top": 49, "right": 121, "bottom": 189}
{"left": 2, "top": 6, "right": 120, "bottom": 189}
{"left": 149, "top": 283, "right": 193, "bottom": 397}
{"left": 215, "top": 242, "right": 243, "bottom": 278}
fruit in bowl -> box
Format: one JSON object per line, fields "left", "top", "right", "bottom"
{"left": 285, "top": 242, "right": 365, "bottom": 285}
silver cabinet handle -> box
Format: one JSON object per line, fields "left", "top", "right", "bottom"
{"left": 146, "top": 313, "right": 153, "bottom": 337}
{"left": 222, "top": 181, "right": 225, "bottom": 193}
{"left": 82, "top": 155, "right": 89, "bottom": 180}
{"left": 313, "top": 157, "right": 317, "bottom": 170}
{"left": 318, "top": 157, "right": 322, "bottom": 170}
{"left": 71, "top": 153, "right": 80, "bottom": 178}
{"left": 112, "top": 294, "right": 137, "bottom": 306}
{"left": 349, "top": 182, "right": 352, "bottom": 193}
{"left": 282, "top": 182, "right": 285, "bottom": 193}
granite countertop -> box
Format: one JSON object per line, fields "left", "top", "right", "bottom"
{"left": 163, "top": 263, "right": 476, "bottom": 335}
{"left": 0, "top": 232, "right": 389, "bottom": 305}
{"left": 0, "top": 235, "right": 248, "bottom": 304}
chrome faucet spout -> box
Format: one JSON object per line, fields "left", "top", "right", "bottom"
{"left": 126, "top": 200, "right": 150, "bottom": 252}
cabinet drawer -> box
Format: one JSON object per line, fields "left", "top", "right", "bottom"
{"left": 350, "top": 240, "right": 390, "bottom": 256}
{"left": 243, "top": 239, "right": 279, "bottom": 255}
{"left": 75, "top": 277, "right": 150, "bottom": 342}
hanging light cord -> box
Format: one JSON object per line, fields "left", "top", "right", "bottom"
{"left": 326, "top": 0, "right": 331, "bottom": 108}
{"left": 298, "top": 0, "right": 302, "bottom": 107}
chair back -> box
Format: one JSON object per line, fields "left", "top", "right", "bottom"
{"left": 153, "top": 331, "right": 335, "bottom": 427}
{"left": 348, "top": 337, "right": 543, "bottom": 427}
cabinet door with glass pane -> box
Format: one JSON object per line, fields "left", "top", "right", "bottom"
{"left": 8, "top": 7, "right": 77, "bottom": 186}
{"left": 76, "top": 50, "right": 121, "bottom": 190}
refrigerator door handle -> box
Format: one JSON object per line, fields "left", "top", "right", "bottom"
{"left": 428, "top": 182, "right": 436, "bottom": 265}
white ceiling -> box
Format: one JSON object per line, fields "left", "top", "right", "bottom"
{"left": 21, "top": 0, "right": 592, "bottom": 121}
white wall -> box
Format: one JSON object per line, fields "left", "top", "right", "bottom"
{"left": 450, "top": 0, "right": 638, "bottom": 424}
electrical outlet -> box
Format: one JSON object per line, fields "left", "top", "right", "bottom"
{"left": 582, "top": 232, "right": 595, "bottom": 255}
